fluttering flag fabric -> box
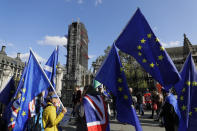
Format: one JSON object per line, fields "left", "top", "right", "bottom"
{"left": 3, "top": 65, "right": 27, "bottom": 130}
{"left": 165, "top": 93, "right": 181, "bottom": 120}
{"left": 43, "top": 46, "right": 59, "bottom": 99}
{"left": 174, "top": 53, "right": 197, "bottom": 131}
{"left": 83, "top": 94, "right": 109, "bottom": 131}
{"left": 0, "top": 77, "right": 15, "bottom": 105}
{"left": 14, "top": 64, "right": 27, "bottom": 98}
{"left": 95, "top": 44, "right": 142, "bottom": 131}
{"left": 44, "top": 46, "right": 59, "bottom": 88}
{"left": 115, "top": 8, "right": 180, "bottom": 87}
{"left": 13, "top": 51, "right": 50, "bottom": 131}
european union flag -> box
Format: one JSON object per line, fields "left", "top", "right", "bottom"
{"left": 0, "top": 77, "right": 15, "bottom": 105}
{"left": 44, "top": 46, "right": 59, "bottom": 88}
{"left": 13, "top": 51, "right": 50, "bottom": 130}
{"left": 174, "top": 53, "right": 197, "bottom": 131}
{"left": 95, "top": 44, "right": 142, "bottom": 131}
{"left": 115, "top": 8, "right": 180, "bottom": 87}
{"left": 3, "top": 65, "right": 27, "bottom": 129}
{"left": 13, "top": 64, "right": 27, "bottom": 98}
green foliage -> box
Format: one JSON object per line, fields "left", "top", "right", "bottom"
{"left": 93, "top": 45, "right": 151, "bottom": 94}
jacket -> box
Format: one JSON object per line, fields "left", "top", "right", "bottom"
{"left": 42, "top": 102, "right": 64, "bottom": 131}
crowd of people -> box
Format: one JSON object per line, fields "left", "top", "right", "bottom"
{"left": 71, "top": 85, "right": 180, "bottom": 131}
{"left": 131, "top": 88, "right": 180, "bottom": 131}
{"left": 0, "top": 84, "right": 180, "bottom": 131}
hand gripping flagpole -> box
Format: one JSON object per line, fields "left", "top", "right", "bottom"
{"left": 30, "top": 48, "right": 65, "bottom": 108}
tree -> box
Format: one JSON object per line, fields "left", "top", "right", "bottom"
{"left": 93, "top": 46, "right": 151, "bottom": 95}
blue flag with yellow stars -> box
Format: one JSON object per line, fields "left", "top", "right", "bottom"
{"left": 13, "top": 51, "right": 50, "bottom": 131}
{"left": 175, "top": 53, "right": 197, "bottom": 131}
{"left": 115, "top": 8, "right": 180, "bottom": 87}
{"left": 95, "top": 44, "right": 142, "bottom": 131}
{"left": 0, "top": 77, "right": 15, "bottom": 105}
{"left": 2, "top": 64, "right": 27, "bottom": 129}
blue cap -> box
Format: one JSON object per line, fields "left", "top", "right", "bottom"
{"left": 50, "top": 94, "right": 58, "bottom": 99}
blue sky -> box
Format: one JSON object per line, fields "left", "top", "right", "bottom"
{"left": 0, "top": 0, "right": 197, "bottom": 69}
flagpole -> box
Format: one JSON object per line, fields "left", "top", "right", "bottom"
{"left": 29, "top": 48, "right": 65, "bottom": 108}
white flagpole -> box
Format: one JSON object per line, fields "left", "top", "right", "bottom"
{"left": 30, "top": 48, "right": 65, "bottom": 108}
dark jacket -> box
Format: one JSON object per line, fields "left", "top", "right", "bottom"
{"left": 160, "top": 102, "right": 179, "bottom": 131}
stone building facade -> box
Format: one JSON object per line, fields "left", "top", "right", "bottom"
{"left": 166, "top": 34, "right": 197, "bottom": 71}
{"left": 0, "top": 46, "right": 25, "bottom": 91}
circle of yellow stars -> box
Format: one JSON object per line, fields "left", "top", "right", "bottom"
{"left": 137, "top": 33, "right": 166, "bottom": 69}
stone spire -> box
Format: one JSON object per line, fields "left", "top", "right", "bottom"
{"left": 183, "top": 34, "right": 195, "bottom": 57}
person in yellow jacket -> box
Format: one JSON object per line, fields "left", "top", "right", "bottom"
{"left": 42, "top": 92, "right": 67, "bottom": 131}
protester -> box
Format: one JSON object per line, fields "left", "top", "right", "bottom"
{"left": 157, "top": 90, "right": 180, "bottom": 131}
{"left": 42, "top": 92, "right": 67, "bottom": 131}
{"left": 72, "top": 87, "right": 81, "bottom": 117}
{"left": 76, "top": 85, "right": 109, "bottom": 131}
{"left": 136, "top": 92, "right": 144, "bottom": 116}
{"left": 144, "top": 88, "right": 152, "bottom": 110}
{"left": 150, "top": 90, "right": 158, "bottom": 119}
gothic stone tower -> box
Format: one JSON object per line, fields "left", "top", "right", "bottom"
{"left": 62, "top": 21, "right": 89, "bottom": 107}
{"left": 66, "top": 21, "right": 89, "bottom": 86}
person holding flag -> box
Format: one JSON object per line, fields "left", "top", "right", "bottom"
{"left": 42, "top": 92, "right": 67, "bottom": 131}
{"left": 11, "top": 49, "right": 66, "bottom": 131}
{"left": 157, "top": 89, "right": 180, "bottom": 131}
{"left": 76, "top": 85, "right": 109, "bottom": 131}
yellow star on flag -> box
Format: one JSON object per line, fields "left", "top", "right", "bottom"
{"left": 140, "top": 38, "right": 146, "bottom": 44}
{"left": 22, "top": 111, "right": 26, "bottom": 117}
{"left": 22, "top": 97, "right": 25, "bottom": 102}
{"left": 160, "top": 46, "right": 165, "bottom": 51}
{"left": 182, "top": 105, "right": 186, "bottom": 111}
{"left": 150, "top": 63, "right": 154, "bottom": 68}
{"left": 22, "top": 88, "right": 26, "bottom": 93}
{"left": 156, "top": 63, "right": 159, "bottom": 66}
{"left": 118, "top": 87, "right": 123, "bottom": 92}
{"left": 124, "top": 95, "right": 128, "bottom": 100}
{"left": 15, "top": 109, "right": 19, "bottom": 113}
{"left": 194, "top": 108, "right": 197, "bottom": 112}
{"left": 155, "top": 37, "right": 160, "bottom": 42}
{"left": 18, "top": 107, "right": 21, "bottom": 111}
{"left": 158, "top": 55, "right": 164, "bottom": 60}
{"left": 182, "top": 88, "right": 186, "bottom": 93}
{"left": 192, "top": 81, "right": 197, "bottom": 86}
{"left": 138, "top": 52, "right": 142, "bottom": 56}
{"left": 186, "top": 81, "right": 191, "bottom": 86}
{"left": 147, "top": 33, "right": 152, "bottom": 38}
{"left": 142, "top": 59, "right": 147, "bottom": 63}
{"left": 118, "top": 78, "right": 122, "bottom": 83}
{"left": 180, "top": 96, "right": 184, "bottom": 101}
{"left": 10, "top": 117, "right": 14, "bottom": 122}
{"left": 137, "top": 45, "right": 142, "bottom": 50}
{"left": 189, "top": 112, "right": 192, "bottom": 116}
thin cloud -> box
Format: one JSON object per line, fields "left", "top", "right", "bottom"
{"left": 161, "top": 40, "right": 181, "bottom": 48}
{"left": 38, "top": 35, "right": 67, "bottom": 46}
{"left": 95, "top": 0, "right": 102, "bottom": 6}
{"left": 88, "top": 55, "right": 96, "bottom": 59}
{"left": 9, "top": 52, "right": 47, "bottom": 64}
{"left": 77, "top": 0, "right": 83, "bottom": 4}
{"left": 0, "top": 40, "right": 14, "bottom": 47}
